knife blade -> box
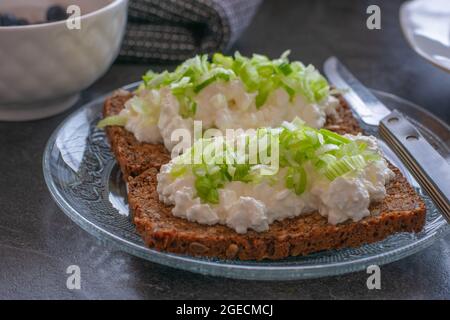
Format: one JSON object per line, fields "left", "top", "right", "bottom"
{"left": 323, "top": 56, "right": 450, "bottom": 222}
{"left": 324, "top": 57, "right": 391, "bottom": 126}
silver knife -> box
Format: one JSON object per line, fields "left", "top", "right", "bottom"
{"left": 323, "top": 56, "right": 450, "bottom": 222}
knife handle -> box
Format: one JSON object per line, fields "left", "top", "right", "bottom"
{"left": 379, "top": 110, "right": 450, "bottom": 222}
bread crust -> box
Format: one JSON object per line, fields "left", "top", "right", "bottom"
{"left": 102, "top": 89, "right": 426, "bottom": 260}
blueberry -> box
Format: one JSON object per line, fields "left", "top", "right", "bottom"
{"left": 0, "top": 13, "right": 19, "bottom": 26}
{"left": 46, "top": 5, "right": 68, "bottom": 22}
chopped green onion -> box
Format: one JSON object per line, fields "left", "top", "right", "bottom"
{"left": 319, "top": 128, "right": 351, "bottom": 145}
{"left": 323, "top": 155, "right": 367, "bottom": 180}
{"left": 286, "top": 166, "right": 307, "bottom": 195}
{"left": 195, "top": 176, "right": 220, "bottom": 204}
{"left": 97, "top": 115, "right": 127, "bottom": 128}
{"left": 135, "top": 51, "right": 332, "bottom": 119}
{"left": 315, "top": 144, "right": 339, "bottom": 155}
{"left": 170, "top": 119, "right": 381, "bottom": 203}
{"left": 170, "top": 164, "right": 187, "bottom": 178}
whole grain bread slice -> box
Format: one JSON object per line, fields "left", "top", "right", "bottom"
{"left": 128, "top": 165, "right": 426, "bottom": 260}
{"left": 102, "top": 90, "right": 362, "bottom": 180}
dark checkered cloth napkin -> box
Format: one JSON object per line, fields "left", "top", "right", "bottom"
{"left": 119, "top": 0, "right": 262, "bottom": 63}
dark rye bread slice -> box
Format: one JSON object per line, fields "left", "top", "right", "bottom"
{"left": 128, "top": 165, "right": 426, "bottom": 260}
{"left": 102, "top": 90, "right": 361, "bottom": 180}
{"left": 102, "top": 90, "right": 170, "bottom": 180}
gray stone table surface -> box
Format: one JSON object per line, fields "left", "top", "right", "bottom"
{"left": 1, "top": 0, "right": 449, "bottom": 299}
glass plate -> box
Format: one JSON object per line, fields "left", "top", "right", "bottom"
{"left": 43, "top": 83, "right": 450, "bottom": 280}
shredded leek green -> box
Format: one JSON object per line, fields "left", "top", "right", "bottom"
{"left": 97, "top": 115, "right": 127, "bottom": 128}
{"left": 142, "top": 50, "right": 330, "bottom": 114}
{"left": 99, "top": 51, "right": 331, "bottom": 126}
{"left": 170, "top": 119, "right": 381, "bottom": 203}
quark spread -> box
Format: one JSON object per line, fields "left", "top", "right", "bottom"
{"left": 156, "top": 123, "right": 395, "bottom": 233}
{"left": 122, "top": 81, "right": 339, "bottom": 153}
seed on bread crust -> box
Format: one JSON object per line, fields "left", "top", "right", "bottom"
{"left": 189, "top": 242, "right": 210, "bottom": 254}
{"left": 226, "top": 244, "right": 239, "bottom": 259}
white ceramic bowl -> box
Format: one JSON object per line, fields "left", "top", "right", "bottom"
{"left": 0, "top": 0, "right": 128, "bottom": 121}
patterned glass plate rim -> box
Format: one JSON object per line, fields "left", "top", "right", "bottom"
{"left": 43, "top": 82, "right": 450, "bottom": 280}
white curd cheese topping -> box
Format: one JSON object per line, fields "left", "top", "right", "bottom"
{"left": 158, "top": 157, "right": 394, "bottom": 233}
{"left": 118, "top": 89, "right": 163, "bottom": 144}
{"left": 156, "top": 126, "right": 395, "bottom": 234}
{"left": 118, "top": 80, "right": 339, "bottom": 153}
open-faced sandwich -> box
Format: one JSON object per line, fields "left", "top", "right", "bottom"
{"left": 98, "top": 52, "right": 426, "bottom": 260}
